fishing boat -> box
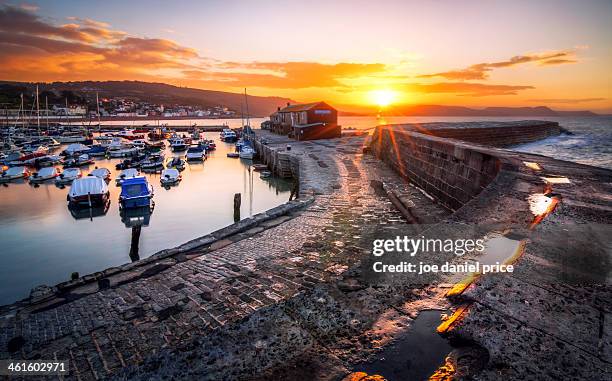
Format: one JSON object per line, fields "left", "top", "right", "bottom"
{"left": 166, "top": 157, "right": 186, "bottom": 171}
{"left": 55, "top": 168, "right": 82, "bottom": 185}
{"left": 63, "top": 154, "right": 94, "bottom": 168}
{"left": 67, "top": 177, "right": 110, "bottom": 207}
{"left": 141, "top": 153, "right": 165, "bottom": 170}
{"left": 169, "top": 136, "right": 187, "bottom": 151}
{"left": 89, "top": 167, "right": 111, "bottom": 181}
{"left": 115, "top": 168, "right": 140, "bottom": 186}
{"left": 185, "top": 145, "right": 205, "bottom": 161}
{"left": 148, "top": 128, "right": 169, "bottom": 141}
{"left": 29, "top": 167, "right": 60, "bottom": 183}
{"left": 115, "top": 129, "right": 144, "bottom": 140}
{"left": 119, "top": 176, "right": 154, "bottom": 208}
{"left": 0, "top": 166, "right": 29, "bottom": 183}
{"left": 160, "top": 168, "right": 181, "bottom": 186}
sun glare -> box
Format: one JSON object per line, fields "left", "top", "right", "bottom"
{"left": 370, "top": 89, "right": 396, "bottom": 107}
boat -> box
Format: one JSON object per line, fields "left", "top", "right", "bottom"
{"left": 205, "top": 140, "right": 216, "bottom": 151}
{"left": 141, "top": 153, "right": 165, "bottom": 170}
{"left": 144, "top": 141, "right": 165, "bottom": 152}
{"left": 115, "top": 129, "right": 144, "bottom": 140}
{"left": 191, "top": 129, "right": 201, "bottom": 140}
{"left": 115, "top": 168, "right": 140, "bottom": 186}
{"left": 89, "top": 167, "right": 111, "bottom": 181}
{"left": 185, "top": 145, "right": 205, "bottom": 161}
{"left": 226, "top": 152, "right": 239, "bottom": 158}
{"left": 115, "top": 154, "right": 147, "bottom": 170}
{"left": 252, "top": 164, "right": 268, "bottom": 172}
{"left": 29, "top": 167, "right": 60, "bottom": 183}
{"left": 160, "top": 168, "right": 181, "bottom": 186}
{"left": 63, "top": 154, "right": 94, "bottom": 168}
{"left": 169, "top": 136, "right": 187, "bottom": 151}
{"left": 55, "top": 133, "right": 87, "bottom": 143}
{"left": 32, "top": 155, "right": 62, "bottom": 167}
{"left": 0, "top": 166, "right": 29, "bottom": 183}
{"left": 148, "top": 128, "right": 169, "bottom": 141}
{"left": 239, "top": 145, "right": 255, "bottom": 160}
{"left": 132, "top": 139, "right": 147, "bottom": 149}
{"left": 84, "top": 145, "right": 108, "bottom": 157}
{"left": 67, "top": 177, "right": 110, "bottom": 207}
{"left": 259, "top": 170, "right": 272, "bottom": 178}
{"left": 55, "top": 168, "right": 82, "bottom": 185}
{"left": 220, "top": 129, "right": 237, "bottom": 142}
{"left": 62, "top": 143, "right": 90, "bottom": 156}
{"left": 119, "top": 176, "right": 154, "bottom": 209}
{"left": 166, "top": 157, "right": 186, "bottom": 171}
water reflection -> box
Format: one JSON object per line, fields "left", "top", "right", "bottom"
{"left": 0, "top": 132, "right": 292, "bottom": 304}
{"left": 68, "top": 200, "right": 111, "bottom": 221}
{"left": 121, "top": 206, "right": 154, "bottom": 262}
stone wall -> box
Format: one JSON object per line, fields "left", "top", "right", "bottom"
{"left": 370, "top": 127, "right": 501, "bottom": 211}
{"left": 384, "top": 120, "right": 563, "bottom": 147}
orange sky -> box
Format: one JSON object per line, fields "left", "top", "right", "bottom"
{"left": 0, "top": 1, "right": 610, "bottom": 112}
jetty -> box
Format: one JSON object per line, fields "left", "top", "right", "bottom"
{"left": 0, "top": 120, "right": 610, "bottom": 380}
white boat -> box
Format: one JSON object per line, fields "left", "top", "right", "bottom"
{"left": 116, "top": 168, "right": 140, "bottom": 185}
{"left": 29, "top": 167, "right": 60, "bottom": 183}
{"left": 166, "top": 157, "right": 186, "bottom": 171}
{"left": 169, "top": 136, "right": 187, "bottom": 151}
{"left": 68, "top": 177, "right": 110, "bottom": 207}
{"left": 63, "top": 143, "right": 90, "bottom": 156}
{"left": 141, "top": 153, "right": 165, "bottom": 170}
{"left": 220, "top": 129, "right": 237, "bottom": 142}
{"left": 239, "top": 146, "right": 255, "bottom": 160}
{"left": 89, "top": 167, "right": 111, "bottom": 181}
{"left": 160, "top": 168, "right": 181, "bottom": 186}
{"left": 109, "top": 147, "right": 140, "bottom": 158}
{"left": 185, "top": 145, "right": 205, "bottom": 161}
{"left": 132, "top": 139, "right": 147, "bottom": 149}
{"left": 56, "top": 133, "right": 87, "bottom": 143}
{"left": 63, "top": 154, "right": 94, "bottom": 168}
{"left": 55, "top": 168, "right": 82, "bottom": 185}
{"left": 0, "top": 166, "right": 29, "bottom": 183}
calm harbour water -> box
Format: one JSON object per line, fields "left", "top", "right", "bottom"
{"left": 1, "top": 115, "right": 609, "bottom": 305}
{"left": 0, "top": 132, "right": 291, "bottom": 305}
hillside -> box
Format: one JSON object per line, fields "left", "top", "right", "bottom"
{"left": 0, "top": 81, "right": 296, "bottom": 117}
{"left": 342, "top": 104, "right": 598, "bottom": 117}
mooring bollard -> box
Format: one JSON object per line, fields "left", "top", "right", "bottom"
{"left": 233, "top": 193, "right": 241, "bottom": 222}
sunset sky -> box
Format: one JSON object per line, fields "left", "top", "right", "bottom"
{"left": 0, "top": 0, "right": 610, "bottom": 111}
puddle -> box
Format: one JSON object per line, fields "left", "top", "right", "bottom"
{"left": 479, "top": 234, "right": 523, "bottom": 266}
{"left": 523, "top": 161, "right": 542, "bottom": 171}
{"left": 540, "top": 176, "right": 571, "bottom": 184}
{"left": 353, "top": 310, "right": 452, "bottom": 381}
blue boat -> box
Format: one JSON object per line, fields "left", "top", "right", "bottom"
{"left": 119, "top": 177, "right": 154, "bottom": 209}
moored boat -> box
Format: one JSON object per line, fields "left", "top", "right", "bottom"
{"left": 29, "top": 167, "right": 60, "bottom": 183}
{"left": 116, "top": 168, "right": 140, "bottom": 186}
{"left": 68, "top": 177, "right": 110, "bottom": 207}
{"left": 160, "top": 168, "right": 181, "bottom": 186}
{"left": 169, "top": 136, "right": 187, "bottom": 151}
{"left": 119, "top": 176, "right": 154, "bottom": 208}
{"left": 63, "top": 154, "right": 94, "bottom": 168}
{"left": 185, "top": 145, "right": 205, "bottom": 161}
{"left": 55, "top": 168, "right": 82, "bottom": 185}
{"left": 141, "top": 153, "right": 165, "bottom": 170}
{"left": 0, "top": 166, "right": 30, "bottom": 183}
{"left": 166, "top": 157, "right": 186, "bottom": 171}
{"left": 89, "top": 167, "right": 111, "bottom": 181}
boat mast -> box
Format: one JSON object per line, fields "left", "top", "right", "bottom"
{"left": 45, "top": 96, "right": 49, "bottom": 131}
{"left": 36, "top": 84, "right": 40, "bottom": 130}
{"left": 244, "top": 88, "right": 250, "bottom": 128}
{"left": 96, "top": 91, "right": 100, "bottom": 130}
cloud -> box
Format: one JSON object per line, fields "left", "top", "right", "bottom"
{"left": 406, "top": 82, "right": 534, "bottom": 96}
{"left": 419, "top": 51, "right": 577, "bottom": 80}
{"left": 184, "top": 62, "right": 387, "bottom": 89}
{"left": 19, "top": 3, "right": 39, "bottom": 12}
{"left": 527, "top": 98, "right": 605, "bottom": 104}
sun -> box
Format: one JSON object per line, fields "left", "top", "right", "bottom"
{"left": 369, "top": 89, "right": 396, "bottom": 108}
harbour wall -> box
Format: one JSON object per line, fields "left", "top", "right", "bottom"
{"left": 370, "top": 128, "right": 500, "bottom": 211}
{"left": 384, "top": 120, "right": 564, "bottom": 148}
{"left": 253, "top": 139, "right": 300, "bottom": 179}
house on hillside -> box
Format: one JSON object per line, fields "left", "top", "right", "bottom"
{"left": 269, "top": 101, "right": 340, "bottom": 140}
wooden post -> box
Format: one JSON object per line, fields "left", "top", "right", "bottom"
{"left": 233, "top": 193, "right": 241, "bottom": 222}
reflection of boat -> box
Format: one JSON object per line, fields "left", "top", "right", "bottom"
{"left": 68, "top": 200, "right": 110, "bottom": 220}
{"left": 160, "top": 168, "right": 181, "bottom": 186}
{"left": 0, "top": 166, "right": 29, "bottom": 183}
{"left": 29, "top": 167, "right": 60, "bottom": 183}
{"left": 120, "top": 205, "right": 153, "bottom": 228}
{"left": 89, "top": 167, "right": 111, "bottom": 181}
{"left": 185, "top": 145, "right": 205, "bottom": 161}
{"left": 252, "top": 164, "right": 268, "bottom": 171}
{"left": 260, "top": 170, "right": 272, "bottom": 178}
{"left": 166, "top": 157, "right": 186, "bottom": 171}
{"left": 55, "top": 168, "right": 82, "bottom": 185}
{"left": 115, "top": 168, "right": 140, "bottom": 186}
{"left": 119, "top": 177, "right": 154, "bottom": 208}
{"left": 68, "top": 177, "right": 110, "bottom": 207}
{"left": 226, "top": 152, "right": 239, "bottom": 158}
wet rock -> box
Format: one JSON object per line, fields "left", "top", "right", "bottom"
{"left": 29, "top": 285, "right": 54, "bottom": 304}
{"left": 337, "top": 277, "right": 367, "bottom": 292}
{"left": 98, "top": 278, "right": 111, "bottom": 290}
{"left": 7, "top": 336, "right": 25, "bottom": 352}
